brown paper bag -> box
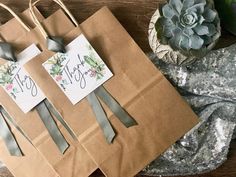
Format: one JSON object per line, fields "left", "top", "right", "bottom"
{"left": 0, "top": 115, "right": 59, "bottom": 177}
{"left": 22, "top": 2, "right": 198, "bottom": 176}
{"left": 0, "top": 6, "right": 59, "bottom": 177}
{"left": 0, "top": 8, "right": 97, "bottom": 177}
{"left": 0, "top": 7, "right": 44, "bottom": 41}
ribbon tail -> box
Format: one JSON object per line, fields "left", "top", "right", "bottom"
{"left": 87, "top": 92, "right": 116, "bottom": 144}
{"left": 95, "top": 86, "right": 138, "bottom": 128}
{"left": 44, "top": 99, "right": 78, "bottom": 141}
{"left": 36, "top": 100, "right": 69, "bottom": 154}
{"left": 0, "top": 109, "right": 23, "bottom": 156}
{"left": 0, "top": 107, "right": 34, "bottom": 147}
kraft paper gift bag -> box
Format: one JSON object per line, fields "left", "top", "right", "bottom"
{"left": 0, "top": 7, "right": 44, "bottom": 42}
{"left": 0, "top": 4, "right": 97, "bottom": 177}
{"left": 0, "top": 4, "right": 59, "bottom": 177}
{"left": 0, "top": 105, "right": 59, "bottom": 177}
{"left": 22, "top": 0, "right": 199, "bottom": 176}
{"left": 0, "top": 115, "right": 59, "bottom": 177}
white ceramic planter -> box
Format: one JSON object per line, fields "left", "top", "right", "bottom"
{"left": 148, "top": 0, "right": 221, "bottom": 65}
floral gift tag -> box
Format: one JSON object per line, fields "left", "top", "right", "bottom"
{"left": 0, "top": 44, "right": 45, "bottom": 113}
{"left": 43, "top": 34, "right": 113, "bottom": 105}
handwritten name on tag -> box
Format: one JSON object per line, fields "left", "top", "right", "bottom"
{"left": 0, "top": 44, "right": 45, "bottom": 113}
{"left": 43, "top": 34, "right": 113, "bottom": 105}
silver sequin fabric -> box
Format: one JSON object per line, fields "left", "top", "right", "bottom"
{"left": 141, "top": 44, "right": 236, "bottom": 176}
{"left": 1, "top": 45, "right": 236, "bottom": 177}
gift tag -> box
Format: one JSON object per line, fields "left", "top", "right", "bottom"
{"left": 0, "top": 44, "right": 45, "bottom": 113}
{"left": 43, "top": 34, "right": 113, "bottom": 105}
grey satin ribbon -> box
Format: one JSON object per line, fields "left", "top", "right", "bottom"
{"left": 44, "top": 99, "right": 77, "bottom": 140}
{"left": 0, "top": 107, "right": 33, "bottom": 147}
{"left": 36, "top": 100, "right": 69, "bottom": 154}
{"left": 87, "top": 92, "right": 116, "bottom": 143}
{"left": 0, "top": 42, "right": 17, "bottom": 62}
{"left": 47, "top": 37, "right": 138, "bottom": 144}
{"left": 0, "top": 107, "right": 22, "bottom": 156}
{"left": 47, "top": 36, "right": 65, "bottom": 53}
{"left": 95, "top": 86, "right": 138, "bottom": 127}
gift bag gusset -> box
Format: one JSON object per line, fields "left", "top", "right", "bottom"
{"left": 23, "top": 1, "right": 199, "bottom": 176}
{"left": 0, "top": 5, "right": 97, "bottom": 177}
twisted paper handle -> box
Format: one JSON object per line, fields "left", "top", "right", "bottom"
{"left": 29, "top": 0, "right": 78, "bottom": 39}
{"left": 29, "top": 0, "right": 79, "bottom": 52}
{"left": 0, "top": 3, "right": 30, "bottom": 32}
{"left": 0, "top": 3, "right": 30, "bottom": 62}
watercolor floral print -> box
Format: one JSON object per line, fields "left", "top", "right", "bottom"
{"left": 0, "top": 63, "right": 19, "bottom": 98}
{"left": 47, "top": 53, "right": 65, "bottom": 76}
{"left": 46, "top": 53, "right": 69, "bottom": 85}
{"left": 44, "top": 45, "right": 106, "bottom": 90}
{"left": 84, "top": 45, "right": 106, "bottom": 80}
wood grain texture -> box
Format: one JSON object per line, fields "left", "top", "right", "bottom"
{"left": 0, "top": 1, "right": 235, "bottom": 177}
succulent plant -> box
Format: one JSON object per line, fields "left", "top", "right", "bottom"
{"left": 155, "top": 0, "right": 221, "bottom": 57}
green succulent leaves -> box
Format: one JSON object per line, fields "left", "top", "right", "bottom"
{"left": 156, "top": 0, "right": 221, "bottom": 57}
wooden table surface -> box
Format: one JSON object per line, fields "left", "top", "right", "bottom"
{"left": 0, "top": 1, "right": 236, "bottom": 177}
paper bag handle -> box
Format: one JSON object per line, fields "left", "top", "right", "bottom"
{"left": 0, "top": 3, "right": 30, "bottom": 32}
{"left": 0, "top": 3, "right": 31, "bottom": 62}
{"left": 29, "top": 0, "right": 79, "bottom": 39}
